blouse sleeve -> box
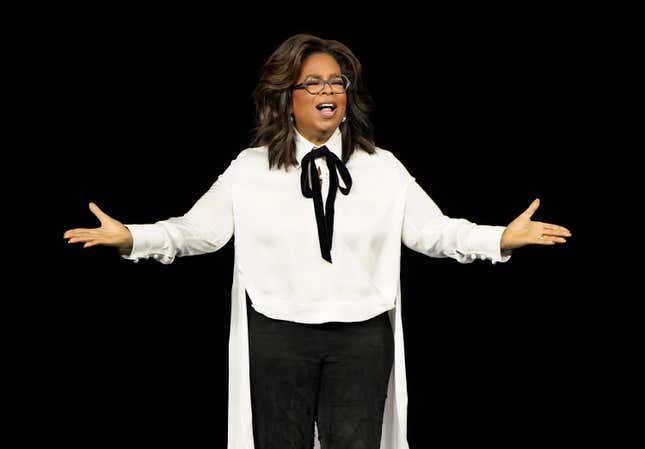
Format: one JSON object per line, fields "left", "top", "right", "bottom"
{"left": 120, "top": 153, "right": 240, "bottom": 264}
{"left": 402, "top": 180, "right": 510, "bottom": 263}
{"left": 386, "top": 150, "right": 510, "bottom": 264}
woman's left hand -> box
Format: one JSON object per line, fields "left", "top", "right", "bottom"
{"left": 500, "top": 198, "right": 572, "bottom": 250}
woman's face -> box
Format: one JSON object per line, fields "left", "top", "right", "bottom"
{"left": 292, "top": 52, "right": 347, "bottom": 146}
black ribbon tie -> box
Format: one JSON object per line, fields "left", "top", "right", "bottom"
{"left": 300, "top": 145, "right": 352, "bottom": 263}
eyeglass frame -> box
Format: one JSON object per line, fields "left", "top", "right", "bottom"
{"left": 292, "top": 74, "right": 351, "bottom": 95}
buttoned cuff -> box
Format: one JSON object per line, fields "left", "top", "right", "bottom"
{"left": 466, "top": 225, "right": 511, "bottom": 264}
{"left": 120, "top": 224, "right": 166, "bottom": 262}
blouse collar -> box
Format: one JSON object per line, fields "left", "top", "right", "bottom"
{"left": 294, "top": 126, "right": 343, "bottom": 166}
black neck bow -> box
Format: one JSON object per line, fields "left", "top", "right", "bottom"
{"left": 300, "top": 145, "right": 352, "bottom": 263}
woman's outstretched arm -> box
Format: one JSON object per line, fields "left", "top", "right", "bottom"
{"left": 63, "top": 155, "right": 239, "bottom": 264}
{"left": 402, "top": 179, "right": 571, "bottom": 263}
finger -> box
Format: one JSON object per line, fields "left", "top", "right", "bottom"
{"left": 535, "top": 222, "right": 572, "bottom": 237}
{"left": 64, "top": 228, "right": 95, "bottom": 238}
{"left": 68, "top": 236, "right": 93, "bottom": 244}
{"left": 536, "top": 235, "right": 566, "bottom": 245}
{"left": 89, "top": 202, "right": 110, "bottom": 225}
{"left": 83, "top": 240, "right": 103, "bottom": 248}
{"left": 541, "top": 223, "right": 572, "bottom": 236}
{"left": 66, "top": 229, "right": 100, "bottom": 236}
{"left": 546, "top": 229, "right": 571, "bottom": 238}
{"left": 64, "top": 230, "right": 101, "bottom": 240}
{"left": 521, "top": 198, "right": 540, "bottom": 219}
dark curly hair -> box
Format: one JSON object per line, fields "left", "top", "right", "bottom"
{"left": 250, "top": 34, "right": 376, "bottom": 171}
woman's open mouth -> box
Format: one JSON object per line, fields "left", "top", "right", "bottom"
{"left": 316, "top": 102, "right": 337, "bottom": 119}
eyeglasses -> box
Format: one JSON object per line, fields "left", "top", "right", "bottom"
{"left": 292, "top": 74, "right": 351, "bottom": 95}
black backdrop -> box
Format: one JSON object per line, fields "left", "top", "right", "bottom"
{"left": 3, "top": 2, "right": 637, "bottom": 448}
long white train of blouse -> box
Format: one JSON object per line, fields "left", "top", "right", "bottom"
{"left": 227, "top": 253, "right": 409, "bottom": 449}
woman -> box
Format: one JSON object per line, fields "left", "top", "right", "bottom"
{"left": 64, "top": 34, "right": 571, "bottom": 449}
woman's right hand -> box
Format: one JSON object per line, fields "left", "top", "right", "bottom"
{"left": 63, "top": 202, "right": 133, "bottom": 250}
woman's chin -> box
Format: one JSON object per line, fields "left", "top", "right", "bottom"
{"left": 315, "top": 121, "right": 341, "bottom": 135}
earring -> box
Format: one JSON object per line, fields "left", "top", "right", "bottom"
{"left": 341, "top": 116, "right": 347, "bottom": 123}
{"left": 290, "top": 113, "right": 294, "bottom": 123}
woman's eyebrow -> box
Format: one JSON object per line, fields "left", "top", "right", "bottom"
{"left": 304, "top": 72, "right": 342, "bottom": 78}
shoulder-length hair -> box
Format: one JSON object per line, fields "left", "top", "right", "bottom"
{"left": 250, "top": 34, "right": 376, "bottom": 171}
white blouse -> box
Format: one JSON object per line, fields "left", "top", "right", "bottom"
{"left": 122, "top": 127, "right": 510, "bottom": 449}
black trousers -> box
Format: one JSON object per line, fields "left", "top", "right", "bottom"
{"left": 247, "top": 293, "right": 394, "bottom": 449}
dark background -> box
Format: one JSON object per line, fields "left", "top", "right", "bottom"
{"left": 2, "top": 2, "right": 638, "bottom": 448}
